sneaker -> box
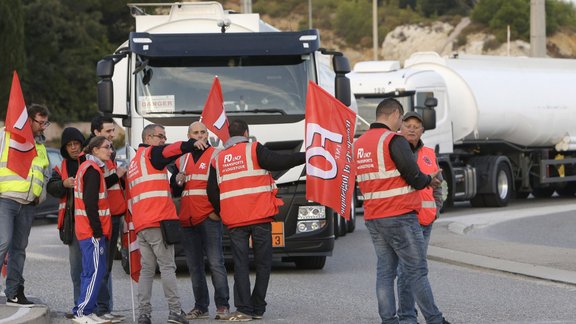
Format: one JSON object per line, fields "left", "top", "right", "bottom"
{"left": 215, "top": 306, "right": 230, "bottom": 320}
{"left": 100, "top": 313, "right": 125, "bottom": 323}
{"left": 138, "top": 314, "right": 151, "bottom": 324}
{"left": 72, "top": 314, "right": 112, "bottom": 324}
{"left": 168, "top": 309, "right": 190, "bottom": 324}
{"left": 6, "top": 294, "right": 35, "bottom": 307}
{"left": 220, "top": 311, "right": 252, "bottom": 322}
{"left": 442, "top": 318, "right": 451, "bottom": 324}
{"left": 65, "top": 312, "right": 76, "bottom": 319}
{"left": 186, "top": 308, "right": 209, "bottom": 320}
{"left": 252, "top": 314, "right": 263, "bottom": 320}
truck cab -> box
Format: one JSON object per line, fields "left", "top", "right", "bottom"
{"left": 97, "top": 2, "right": 356, "bottom": 269}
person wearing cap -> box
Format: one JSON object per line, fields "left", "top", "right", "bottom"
{"left": 354, "top": 98, "right": 449, "bottom": 324}
{"left": 47, "top": 127, "right": 86, "bottom": 314}
{"left": 397, "top": 111, "right": 446, "bottom": 324}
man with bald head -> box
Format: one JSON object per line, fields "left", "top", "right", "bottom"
{"left": 171, "top": 121, "right": 230, "bottom": 320}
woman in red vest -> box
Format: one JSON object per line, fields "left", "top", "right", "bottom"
{"left": 71, "top": 136, "right": 113, "bottom": 324}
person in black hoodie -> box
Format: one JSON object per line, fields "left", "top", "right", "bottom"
{"left": 47, "top": 127, "right": 86, "bottom": 314}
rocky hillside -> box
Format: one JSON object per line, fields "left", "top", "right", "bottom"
{"left": 257, "top": 11, "right": 576, "bottom": 67}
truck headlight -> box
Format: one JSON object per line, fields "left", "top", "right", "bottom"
{"left": 296, "top": 220, "right": 327, "bottom": 233}
{"left": 297, "top": 206, "right": 325, "bottom": 220}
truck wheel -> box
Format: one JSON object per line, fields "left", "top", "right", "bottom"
{"left": 294, "top": 256, "right": 326, "bottom": 270}
{"left": 347, "top": 194, "right": 357, "bottom": 233}
{"left": 483, "top": 161, "right": 513, "bottom": 207}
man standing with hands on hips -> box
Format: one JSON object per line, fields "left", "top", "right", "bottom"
{"left": 354, "top": 99, "right": 449, "bottom": 324}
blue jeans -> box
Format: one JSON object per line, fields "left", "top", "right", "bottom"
{"left": 365, "top": 214, "right": 443, "bottom": 324}
{"left": 69, "top": 234, "right": 83, "bottom": 305}
{"left": 0, "top": 198, "right": 36, "bottom": 299}
{"left": 228, "top": 222, "right": 272, "bottom": 316}
{"left": 182, "top": 219, "right": 230, "bottom": 312}
{"left": 397, "top": 224, "right": 433, "bottom": 324}
{"left": 96, "top": 216, "right": 122, "bottom": 315}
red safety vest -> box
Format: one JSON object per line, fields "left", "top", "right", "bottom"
{"left": 214, "top": 142, "right": 282, "bottom": 228}
{"left": 127, "top": 146, "right": 178, "bottom": 233}
{"left": 74, "top": 160, "right": 112, "bottom": 240}
{"left": 104, "top": 159, "right": 127, "bottom": 216}
{"left": 416, "top": 146, "right": 438, "bottom": 226}
{"left": 54, "top": 160, "right": 69, "bottom": 230}
{"left": 355, "top": 128, "right": 420, "bottom": 220}
{"left": 176, "top": 147, "right": 216, "bottom": 227}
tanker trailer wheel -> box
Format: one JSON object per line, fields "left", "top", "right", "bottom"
{"left": 483, "top": 161, "right": 513, "bottom": 207}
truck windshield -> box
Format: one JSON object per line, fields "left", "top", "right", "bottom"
{"left": 354, "top": 96, "right": 411, "bottom": 136}
{"left": 134, "top": 55, "right": 312, "bottom": 117}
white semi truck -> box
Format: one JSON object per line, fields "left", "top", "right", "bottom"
{"left": 96, "top": 2, "right": 356, "bottom": 269}
{"left": 350, "top": 52, "right": 576, "bottom": 208}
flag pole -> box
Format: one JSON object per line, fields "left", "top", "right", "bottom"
{"left": 126, "top": 216, "right": 136, "bottom": 322}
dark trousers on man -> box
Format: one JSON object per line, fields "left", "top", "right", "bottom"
{"left": 228, "top": 222, "right": 272, "bottom": 317}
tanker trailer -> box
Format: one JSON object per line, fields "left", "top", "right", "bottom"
{"left": 350, "top": 52, "right": 576, "bottom": 208}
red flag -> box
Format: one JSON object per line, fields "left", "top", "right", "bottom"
{"left": 5, "top": 71, "right": 37, "bottom": 179}
{"left": 122, "top": 208, "right": 141, "bottom": 282}
{"left": 201, "top": 76, "right": 230, "bottom": 142}
{"left": 305, "top": 81, "right": 356, "bottom": 220}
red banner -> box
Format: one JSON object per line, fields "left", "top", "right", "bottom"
{"left": 305, "top": 81, "right": 356, "bottom": 220}
{"left": 122, "top": 204, "right": 141, "bottom": 282}
{"left": 201, "top": 76, "right": 230, "bottom": 143}
{"left": 5, "top": 71, "right": 37, "bottom": 179}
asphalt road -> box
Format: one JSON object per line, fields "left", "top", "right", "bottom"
{"left": 6, "top": 198, "right": 576, "bottom": 323}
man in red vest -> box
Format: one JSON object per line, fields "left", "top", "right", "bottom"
{"left": 207, "top": 119, "right": 305, "bottom": 321}
{"left": 171, "top": 122, "right": 230, "bottom": 320}
{"left": 127, "top": 124, "right": 206, "bottom": 324}
{"left": 397, "top": 111, "right": 446, "bottom": 323}
{"left": 354, "top": 99, "right": 449, "bottom": 324}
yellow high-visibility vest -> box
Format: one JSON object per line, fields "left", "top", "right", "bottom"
{"left": 0, "top": 130, "right": 49, "bottom": 199}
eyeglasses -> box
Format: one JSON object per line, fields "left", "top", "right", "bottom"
{"left": 31, "top": 118, "right": 51, "bottom": 128}
{"left": 99, "top": 145, "right": 113, "bottom": 150}
{"left": 191, "top": 130, "right": 207, "bottom": 135}
{"left": 151, "top": 134, "right": 167, "bottom": 140}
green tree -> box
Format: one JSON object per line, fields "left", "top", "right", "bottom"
{"left": 420, "top": 0, "right": 472, "bottom": 17}
{"left": 334, "top": 0, "right": 372, "bottom": 46}
{"left": 0, "top": 0, "right": 26, "bottom": 120}
{"left": 22, "top": 0, "right": 110, "bottom": 122}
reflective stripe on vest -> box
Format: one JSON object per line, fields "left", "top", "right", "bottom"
{"left": 422, "top": 200, "right": 436, "bottom": 208}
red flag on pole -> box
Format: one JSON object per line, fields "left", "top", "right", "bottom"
{"left": 305, "top": 81, "right": 356, "bottom": 220}
{"left": 122, "top": 207, "right": 141, "bottom": 282}
{"left": 5, "top": 71, "right": 37, "bottom": 179}
{"left": 201, "top": 76, "right": 230, "bottom": 142}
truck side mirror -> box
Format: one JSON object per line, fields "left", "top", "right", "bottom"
{"left": 333, "top": 55, "right": 351, "bottom": 107}
{"left": 424, "top": 97, "right": 438, "bottom": 108}
{"left": 97, "top": 59, "right": 114, "bottom": 114}
{"left": 422, "top": 108, "right": 436, "bottom": 131}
